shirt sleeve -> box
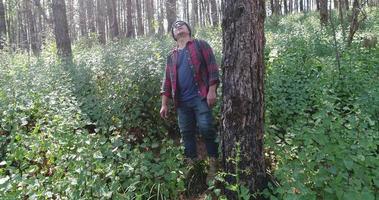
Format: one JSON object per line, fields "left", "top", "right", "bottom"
{"left": 160, "top": 55, "right": 172, "bottom": 98}
{"left": 200, "top": 40, "right": 220, "bottom": 86}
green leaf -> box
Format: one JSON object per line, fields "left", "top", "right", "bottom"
{"left": 343, "top": 160, "right": 353, "bottom": 170}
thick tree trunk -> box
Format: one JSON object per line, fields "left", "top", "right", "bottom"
{"left": 210, "top": 0, "right": 218, "bottom": 26}
{"left": 97, "top": 0, "right": 106, "bottom": 44}
{"left": 0, "top": 0, "right": 6, "bottom": 49}
{"left": 136, "top": 0, "right": 144, "bottom": 36}
{"left": 107, "top": 0, "right": 119, "bottom": 40}
{"left": 191, "top": 0, "right": 198, "bottom": 27}
{"left": 126, "top": 0, "right": 135, "bottom": 37}
{"left": 165, "top": 0, "right": 176, "bottom": 32}
{"left": 79, "top": 0, "right": 88, "bottom": 37}
{"left": 87, "top": 0, "right": 96, "bottom": 33}
{"left": 52, "top": 0, "right": 72, "bottom": 61}
{"left": 221, "top": 0, "right": 267, "bottom": 198}
{"left": 320, "top": 0, "right": 328, "bottom": 25}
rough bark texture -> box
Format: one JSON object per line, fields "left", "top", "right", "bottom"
{"left": 166, "top": 0, "right": 176, "bottom": 32}
{"left": 320, "top": 0, "right": 328, "bottom": 25}
{"left": 0, "top": 0, "right": 6, "bottom": 49}
{"left": 221, "top": 0, "right": 267, "bottom": 198}
{"left": 126, "top": 0, "right": 135, "bottom": 37}
{"left": 52, "top": 0, "right": 72, "bottom": 61}
{"left": 136, "top": 0, "right": 144, "bottom": 36}
{"left": 97, "top": 0, "right": 106, "bottom": 44}
{"left": 107, "top": 0, "right": 119, "bottom": 40}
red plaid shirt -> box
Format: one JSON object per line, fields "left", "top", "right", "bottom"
{"left": 160, "top": 39, "right": 220, "bottom": 105}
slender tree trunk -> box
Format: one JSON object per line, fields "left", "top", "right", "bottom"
{"left": 284, "top": 0, "right": 289, "bottom": 14}
{"left": 19, "top": 10, "right": 28, "bottom": 51}
{"left": 316, "top": 0, "right": 320, "bottom": 10}
{"left": 165, "top": 0, "right": 176, "bottom": 32}
{"left": 126, "top": 0, "right": 135, "bottom": 37}
{"left": 320, "top": 0, "right": 328, "bottom": 25}
{"left": 146, "top": 0, "right": 154, "bottom": 34}
{"left": 191, "top": 0, "right": 198, "bottom": 27}
{"left": 221, "top": 0, "right": 268, "bottom": 199}
{"left": 136, "top": 0, "right": 144, "bottom": 36}
{"left": 24, "top": 0, "right": 40, "bottom": 55}
{"left": 107, "top": 0, "right": 119, "bottom": 40}
{"left": 345, "top": 0, "right": 350, "bottom": 9}
{"left": 300, "top": 0, "right": 304, "bottom": 11}
{"left": 66, "top": 0, "right": 76, "bottom": 41}
{"left": 79, "top": 0, "right": 88, "bottom": 37}
{"left": 0, "top": 0, "right": 6, "bottom": 49}
{"left": 210, "top": 0, "right": 218, "bottom": 26}
{"left": 158, "top": 0, "right": 165, "bottom": 34}
{"left": 289, "top": 0, "right": 293, "bottom": 12}
{"left": 347, "top": 0, "right": 363, "bottom": 46}
{"left": 51, "top": 0, "right": 72, "bottom": 61}
{"left": 96, "top": 0, "right": 106, "bottom": 44}
{"left": 87, "top": 0, "right": 96, "bottom": 33}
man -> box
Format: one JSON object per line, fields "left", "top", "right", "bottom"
{"left": 160, "top": 20, "right": 219, "bottom": 182}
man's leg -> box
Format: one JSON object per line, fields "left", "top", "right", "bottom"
{"left": 177, "top": 103, "right": 198, "bottom": 159}
{"left": 193, "top": 97, "right": 218, "bottom": 158}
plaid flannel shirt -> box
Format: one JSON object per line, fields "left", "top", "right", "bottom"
{"left": 160, "top": 39, "right": 220, "bottom": 106}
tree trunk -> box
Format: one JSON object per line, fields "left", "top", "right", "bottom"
{"left": 126, "top": 0, "right": 135, "bottom": 37}
{"left": 289, "top": 0, "right": 293, "bottom": 12}
{"left": 24, "top": 0, "right": 40, "bottom": 55}
{"left": 51, "top": 0, "right": 72, "bottom": 61}
{"left": 87, "top": 0, "right": 96, "bottom": 33}
{"left": 191, "top": 0, "right": 198, "bottom": 27}
{"left": 221, "top": 0, "right": 268, "bottom": 198}
{"left": 210, "top": 0, "right": 218, "bottom": 26}
{"left": 347, "top": 0, "right": 362, "bottom": 46}
{"left": 345, "top": 0, "right": 350, "bottom": 9}
{"left": 107, "top": 0, "right": 119, "bottom": 40}
{"left": 320, "top": 0, "right": 328, "bottom": 25}
{"left": 146, "top": 0, "right": 154, "bottom": 34}
{"left": 96, "top": 0, "right": 106, "bottom": 44}
{"left": 0, "top": 0, "right": 6, "bottom": 49}
{"left": 158, "top": 0, "right": 165, "bottom": 34}
{"left": 165, "top": 0, "right": 176, "bottom": 32}
{"left": 316, "top": 0, "right": 320, "bottom": 10}
{"left": 79, "top": 0, "right": 88, "bottom": 37}
{"left": 136, "top": 0, "right": 144, "bottom": 36}
{"left": 66, "top": 0, "right": 76, "bottom": 41}
{"left": 284, "top": 0, "right": 289, "bottom": 14}
{"left": 300, "top": 0, "right": 304, "bottom": 11}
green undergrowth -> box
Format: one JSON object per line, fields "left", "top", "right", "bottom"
{"left": 1, "top": 8, "right": 378, "bottom": 199}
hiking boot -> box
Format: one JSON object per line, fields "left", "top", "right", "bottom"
{"left": 206, "top": 157, "right": 219, "bottom": 184}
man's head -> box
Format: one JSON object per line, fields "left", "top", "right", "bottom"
{"left": 171, "top": 20, "right": 192, "bottom": 41}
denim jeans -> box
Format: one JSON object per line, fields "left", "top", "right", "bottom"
{"left": 177, "top": 96, "right": 218, "bottom": 159}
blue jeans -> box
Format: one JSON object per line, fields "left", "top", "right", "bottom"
{"left": 177, "top": 96, "right": 218, "bottom": 159}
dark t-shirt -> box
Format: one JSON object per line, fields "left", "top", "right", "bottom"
{"left": 177, "top": 48, "right": 198, "bottom": 102}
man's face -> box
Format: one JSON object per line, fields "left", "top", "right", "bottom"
{"left": 172, "top": 21, "right": 189, "bottom": 39}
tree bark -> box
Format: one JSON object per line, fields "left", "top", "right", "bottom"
{"left": 191, "top": 0, "right": 198, "bottom": 27}
{"left": 210, "top": 0, "right": 218, "bottom": 26}
{"left": 221, "top": 0, "right": 267, "bottom": 198}
{"left": 136, "top": 0, "right": 144, "bottom": 36}
{"left": 284, "top": 0, "right": 289, "bottom": 14}
{"left": 165, "top": 0, "right": 176, "bottom": 32}
{"left": 87, "top": 0, "right": 96, "bottom": 33}
{"left": 300, "top": 0, "right": 304, "bottom": 11}
{"left": 51, "top": 0, "right": 72, "bottom": 61}
{"left": 320, "top": 0, "right": 328, "bottom": 25}
{"left": 158, "top": 0, "right": 165, "bottom": 35}
{"left": 79, "top": 0, "right": 88, "bottom": 37}
{"left": 24, "top": 0, "right": 40, "bottom": 55}
{"left": 96, "top": 0, "right": 106, "bottom": 44}
{"left": 0, "top": 0, "right": 6, "bottom": 49}
{"left": 146, "top": 0, "right": 154, "bottom": 34}
{"left": 107, "top": 0, "right": 119, "bottom": 40}
{"left": 126, "top": 0, "right": 135, "bottom": 37}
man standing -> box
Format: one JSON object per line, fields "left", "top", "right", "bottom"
{"left": 160, "top": 20, "right": 219, "bottom": 182}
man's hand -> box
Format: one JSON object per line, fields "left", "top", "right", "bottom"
{"left": 207, "top": 85, "right": 217, "bottom": 107}
{"left": 160, "top": 105, "right": 169, "bottom": 119}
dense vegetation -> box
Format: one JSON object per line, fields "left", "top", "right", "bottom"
{"left": 1, "top": 9, "right": 378, "bottom": 199}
